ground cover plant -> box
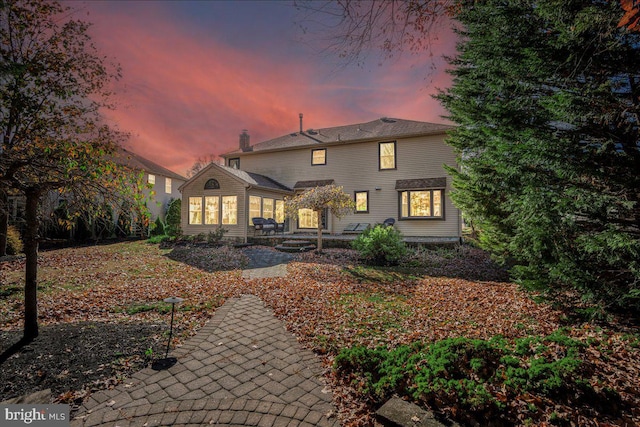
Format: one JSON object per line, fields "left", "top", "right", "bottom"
{"left": 0, "top": 241, "right": 638, "bottom": 426}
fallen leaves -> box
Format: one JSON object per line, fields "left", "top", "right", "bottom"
{"left": 1, "top": 242, "right": 638, "bottom": 427}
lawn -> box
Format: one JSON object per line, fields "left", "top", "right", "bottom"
{"left": 0, "top": 241, "right": 638, "bottom": 426}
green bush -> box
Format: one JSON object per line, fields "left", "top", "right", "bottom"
{"left": 352, "top": 224, "right": 406, "bottom": 266}
{"left": 165, "top": 198, "right": 181, "bottom": 237}
{"left": 207, "top": 226, "right": 228, "bottom": 245}
{"left": 150, "top": 217, "right": 165, "bottom": 236}
{"left": 334, "top": 331, "right": 593, "bottom": 424}
{"left": 147, "top": 234, "right": 170, "bottom": 244}
{"left": 6, "top": 225, "right": 23, "bottom": 255}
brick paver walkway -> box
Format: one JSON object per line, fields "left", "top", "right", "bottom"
{"left": 71, "top": 294, "right": 339, "bottom": 427}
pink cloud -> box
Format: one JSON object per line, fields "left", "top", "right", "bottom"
{"left": 85, "top": 3, "right": 454, "bottom": 176}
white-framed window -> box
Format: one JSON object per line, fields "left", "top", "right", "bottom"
{"left": 249, "top": 196, "right": 262, "bottom": 224}
{"left": 222, "top": 196, "right": 237, "bottom": 225}
{"left": 311, "top": 148, "right": 326, "bottom": 165}
{"left": 189, "top": 197, "right": 202, "bottom": 225}
{"left": 275, "top": 200, "right": 285, "bottom": 223}
{"left": 379, "top": 142, "right": 396, "bottom": 170}
{"left": 205, "top": 196, "right": 219, "bottom": 225}
{"left": 298, "top": 208, "right": 317, "bottom": 229}
{"left": 148, "top": 174, "right": 155, "bottom": 185}
{"left": 400, "top": 190, "right": 443, "bottom": 218}
{"left": 165, "top": 178, "right": 172, "bottom": 194}
{"left": 263, "top": 198, "right": 274, "bottom": 219}
{"left": 355, "top": 191, "right": 369, "bottom": 213}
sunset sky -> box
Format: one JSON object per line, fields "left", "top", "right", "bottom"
{"left": 81, "top": 1, "right": 457, "bottom": 176}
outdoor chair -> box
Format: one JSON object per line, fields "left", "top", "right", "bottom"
{"left": 266, "top": 218, "right": 284, "bottom": 235}
{"left": 252, "top": 217, "right": 267, "bottom": 235}
{"left": 383, "top": 218, "right": 396, "bottom": 227}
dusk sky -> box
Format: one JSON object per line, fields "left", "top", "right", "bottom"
{"left": 81, "top": 1, "right": 457, "bottom": 176}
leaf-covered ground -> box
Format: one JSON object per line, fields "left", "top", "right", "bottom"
{"left": 1, "top": 241, "right": 638, "bottom": 426}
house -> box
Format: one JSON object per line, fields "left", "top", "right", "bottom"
{"left": 115, "top": 148, "right": 186, "bottom": 221}
{"left": 6, "top": 148, "right": 186, "bottom": 236}
{"left": 179, "top": 117, "right": 460, "bottom": 242}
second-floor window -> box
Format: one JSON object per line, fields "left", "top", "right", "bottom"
{"left": 148, "top": 174, "right": 155, "bottom": 185}
{"left": 379, "top": 142, "right": 396, "bottom": 170}
{"left": 165, "top": 178, "right": 172, "bottom": 194}
{"left": 311, "top": 149, "right": 326, "bottom": 165}
{"left": 229, "top": 158, "right": 240, "bottom": 169}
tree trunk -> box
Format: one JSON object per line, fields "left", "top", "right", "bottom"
{"left": 23, "top": 188, "right": 41, "bottom": 341}
{"left": 0, "top": 190, "right": 7, "bottom": 257}
{"left": 316, "top": 209, "right": 323, "bottom": 252}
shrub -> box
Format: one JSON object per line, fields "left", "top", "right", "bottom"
{"left": 334, "top": 331, "right": 594, "bottom": 425}
{"left": 147, "top": 234, "right": 170, "bottom": 244}
{"left": 207, "top": 226, "right": 228, "bottom": 245}
{"left": 6, "top": 225, "right": 23, "bottom": 255}
{"left": 150, "top": 217, "right": 165, "bottom": 236}
{"left": 352, "top": 224, "right": 406, "bottom": 266}
{"left": 165, "top": 198, "right": 181, "bottom": 237}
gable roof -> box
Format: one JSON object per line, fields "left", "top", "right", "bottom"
{"left": 179, "top": 163, "right": 292, "bottom": 193}
{"left": 223, "top": 118, "right": 453, "bottom": 157}
{"left": 115, "top": 148, "right": 186, "bottom": 181}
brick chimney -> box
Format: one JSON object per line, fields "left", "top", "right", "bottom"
{"left": 299, "top": 113, "right": 303, "bottom": 133}
{"left": 239, "top": 129, "right": 250, "bottom": 152}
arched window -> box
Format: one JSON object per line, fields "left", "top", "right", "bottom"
{"left": 204, "top": 179, "right": 220, "bottom": 190}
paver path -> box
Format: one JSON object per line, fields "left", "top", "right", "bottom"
{"left": 71, "top": 295, "right": 339, "bottom": 427}
{"left": 242, "top": 247, "right": 298, "bottom": 279}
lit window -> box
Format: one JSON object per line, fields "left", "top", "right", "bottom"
{"left": 379, "top": 142, "right": 396, "bottom": 170}
{"left": 249, "top": 196, "right": 262, "bottom": 224}
{"left": 222, "top": 196, "right": 237, "bottom": 225}
{"left": 229, "top": 158, "right": 240, "bottom": 169}
{"left": 189, "top": 197, "right": 202, "bottom": 225}
{"left": 148, "top": 174, "right": 155, "bottom": 185}
{"left": 165, "top": 178, "right": 172, "bottom": 194}
{"left": 205, "top": 196, "right": 219, "bottom": 225}
{"left": 275, "top": 200, "right": 285, "bottom": 223}
{"left": 263, "top": 198, "right": 274, "bottom": 219}
{"left": 298, "top": 208, "right": 317, "bottom": 229}
{"left": 311, "top": 149, "right": 326, "bottom": 165}
{"left": 400, "top": 190, "right": 443, "bottom": 218}
{"left": 355, "top": 191, "right": 368, "bottom": 213}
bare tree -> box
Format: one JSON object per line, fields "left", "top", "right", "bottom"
{"left": 294, "top": 0, "right": 453, "bottom": 68}
{"left": 186, "top": 154, "right": 221, "bottom": 178}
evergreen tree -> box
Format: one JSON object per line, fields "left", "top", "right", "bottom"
{"left": 438, "top": 0, "right": 640, "bottom": 311}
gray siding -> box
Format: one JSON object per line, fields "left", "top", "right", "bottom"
{"left": 144, "top": 172, "right": 184, "bottom": 220}
{"left": 180, "top": 169, "right": 247, "bottom": 239}
{"left": 234, "top": 134, "right": 460, "bottom": 237}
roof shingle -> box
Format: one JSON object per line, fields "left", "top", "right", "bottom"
{"left": 223, "top": 118, "right": 453, "bottom": 156}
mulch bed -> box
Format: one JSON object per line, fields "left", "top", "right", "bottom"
{"left": 0, "top": 321, "right": 165, "bottom": 410}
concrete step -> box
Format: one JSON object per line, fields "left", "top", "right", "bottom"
{"left": 275, "top": 243, "right": 316, "bottom": 253}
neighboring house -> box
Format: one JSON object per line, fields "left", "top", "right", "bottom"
{"left": 6, "top": 148, "right": 186, "bottom": 233}
{"left": 179, "top": 117, "right": 461, "bottom": 242}
{"left": 116, "top": 148, "right": 186, "bottom": 221}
